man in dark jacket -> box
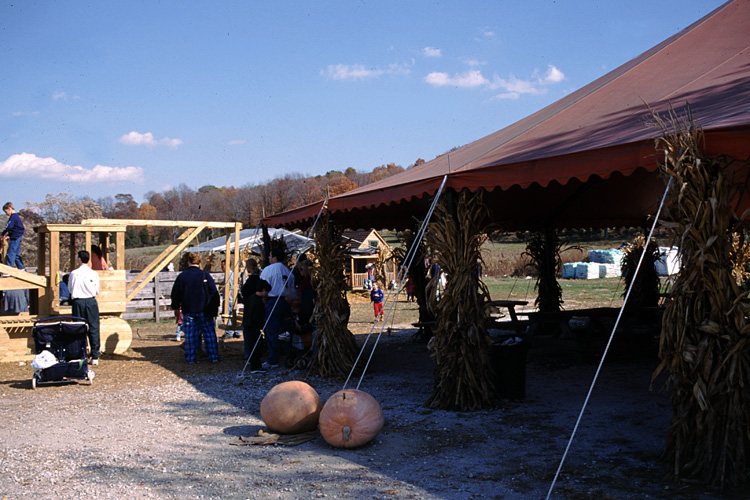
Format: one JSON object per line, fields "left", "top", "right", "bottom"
{"left": 171, "top": 252, "right": 220, "bottom": 363}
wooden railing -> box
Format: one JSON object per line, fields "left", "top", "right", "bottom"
{"left": 351, "top": 271, "right": 396, "bottom": 289}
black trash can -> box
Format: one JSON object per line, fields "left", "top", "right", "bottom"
{"left": 491, "top": 337, "right": 528, "bottom": 400}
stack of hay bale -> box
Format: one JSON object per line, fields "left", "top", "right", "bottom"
{"left": 561, "top": 249, "right": 624, "bottom": 279}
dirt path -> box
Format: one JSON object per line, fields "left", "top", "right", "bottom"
{"left": 0, "top": 320, "right": 741, "bottom": 500}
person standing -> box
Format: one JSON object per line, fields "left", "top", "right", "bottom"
{"left": 241, "top": 258, "right": 261, "bottom": 298}
{"left": 243, "top": 278, "right": 271, "bottom": 372}
{"left": 2, "top": 202, "right": 25, "bottom": 270}
{"left": 170, "top": 252, "right": 220, "bottom": 364}
{"left": 90, "top": 244, "right": 110, "bottom": 270}
{"left": 69, "top": 250, "right": 101, "bottom": 365}
{"left": 370, "top": 281, "right": 384, "bottom": 321}
{"left": 259, "top": 247, "right": 294, "bottom": 369}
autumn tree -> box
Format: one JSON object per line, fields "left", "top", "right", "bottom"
{"left": 24, "top": 193, "right": 103, "bottom": 267}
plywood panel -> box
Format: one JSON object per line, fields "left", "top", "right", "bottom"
{"left": 100, "top": 316, "right": 132, "bottom": 354}
{"left": 97, "top": 270, "right": 126, "bottom": 314}
{"left": 0, "top": 325, "right": 34, "bottom": 362}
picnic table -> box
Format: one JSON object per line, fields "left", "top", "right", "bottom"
{"left": 525, "top": 307, "right": 623, "bottom": 338}
{"left": 489, "top": 299, "right": 529, "bottom": 336}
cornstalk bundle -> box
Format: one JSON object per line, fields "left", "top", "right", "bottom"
{"left": 620, "top": 235, "right": 661, "bottom": 315}
{"left": 652, "top": 108, "right": 750, "bottom": 488}
{"left": 424, "top": 190, "right": 496, "bottom": 410}
{"left": 309, "top": 215, "right": 359, "bottom": 378}
{"left": 730, "top": 233, "right": 750, "bottom": 289}
{"left": 523, "top": 228, "right": 568, "bottom": 313}
{"left": 374, "top": 244, "right": 390, "bottom": 287}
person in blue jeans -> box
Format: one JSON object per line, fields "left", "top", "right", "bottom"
{"left": 259, "top": 247, "right": 294, "bottom": 369}
{"left": 2, "top": 202, "right": 25, "bottom": 270}
{"left": 170, "top": 252, "right": 220, "bottom": 364}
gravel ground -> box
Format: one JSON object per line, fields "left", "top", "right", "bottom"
{"left": 0, "top": 318, "right": 742, "bottom": 500}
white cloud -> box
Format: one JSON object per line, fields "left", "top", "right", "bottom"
{"left": 52, "top": 91, "right": 80, "bottom": 101}
{"left": 538, "top": 65, "right": 566, "bottom": 84}
{"left": 12, "top": 111, "right": 40, "bottom": 117}
{"left": 425, "top": 64, "right": 566, "bottom": 100}
{"left": 322, "top": 62, "right": 411, "bottom": 81}
{"left": 424, "top": 70, "right": 489, "bottom": 88}
{"left": 227, "top": 139, "right": 246, "bottom": 145}
{"left": 0, "top": 153, "right": 145, "bottom": 183}
{"left": 490, "top": 64, "right": 566, "bottom": 99}
{"left": 476, "top": 27, "right": 496, "bottom": 41}
{"left": 119, "top": 131, "right": 183, "bottom": 150}
{"left": 423, "top": 47, "right": 441, "bottom": 57}
{"left": 490, "top": 75, "right": 546, "bottom": 96}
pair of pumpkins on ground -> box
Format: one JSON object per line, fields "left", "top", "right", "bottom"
{"left": 260, "top": 380, "right": 384, "bottom": 448}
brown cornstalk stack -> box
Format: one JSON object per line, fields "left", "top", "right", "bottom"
{"left": 523, "top": 228, "right": 566, "bottom": 313}
{"left": 310, "top": 214, "right": 359, "bottom": 378}
{"left": 425, "top": 190, "right": 497, "bottom": 410}
{"left": 374, "top": 244, "right": 390, "bottom": 287}
{"left": 620, "top": 235, "right": 661, "bottom": 315}
{"left": 652, "top": 107, "right": 750, "bottom": 488}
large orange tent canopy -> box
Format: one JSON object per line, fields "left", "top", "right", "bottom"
{"left": 264, "top": 0, "right": 750, "bottom": 231}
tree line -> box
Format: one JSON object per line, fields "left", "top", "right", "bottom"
{"left": 6, "top": 162, "right": 416, "bottom": 265}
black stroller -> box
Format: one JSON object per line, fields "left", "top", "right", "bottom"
{"left": 31, "top": 316, "right": 94, "bottom": 389}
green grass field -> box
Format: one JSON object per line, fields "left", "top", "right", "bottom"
{"left": 483, "top": 276, "right": 625, "bottom": 310}
{"left": 126, "top": 238, "right": 634, "bottom": 310}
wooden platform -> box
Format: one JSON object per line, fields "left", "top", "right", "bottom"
{"left": 0, "top": 315, "right": 132, "bottom": 363}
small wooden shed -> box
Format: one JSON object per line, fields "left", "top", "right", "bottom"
{"left": 342, "top": 229, "right": 395, "bottom": 288}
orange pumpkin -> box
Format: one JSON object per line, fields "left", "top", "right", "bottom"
{"left": 319, "top": 389, "right": 384, "bottom": 448}
{"left": 260, "top": 381, "right": 322, "bottom": 434}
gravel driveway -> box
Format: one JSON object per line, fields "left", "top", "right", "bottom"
{"left": 0, "top": 322, "right": 740, "bottom": 500}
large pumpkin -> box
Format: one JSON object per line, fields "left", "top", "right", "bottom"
{"left": 260, "top": 381, "right": 322, "bottom": 434}
{"left": 319, "top": 389, "right": 384, "bottom": 448}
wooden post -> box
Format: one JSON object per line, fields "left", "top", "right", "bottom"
{"left": 223, "top": 228, "right": 231, "bottom": 319}
{"left": 68, "top": 233, "right": 77, "bottom": 271}
{"left": 84, "top": 231, "right": 91, "bottom": 255}
{"left": 36, "top": 231, "right": 47, "bottom": 316}
{"left": 116, "top": 232, "right": 125, "bottom": 270}
{"left": 154, "top": 272, "right": 161, "bottom": 322}
{"left": 47, "top": 231, "right": 60, "bottom": 316}
{"left": 231, "top": 223, "right": 241, "bottom": 327}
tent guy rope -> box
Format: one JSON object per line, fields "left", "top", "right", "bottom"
{"left": 343, "top": 175, "right": 448, "bottom": 391}
{"left": 546, "top": 176, "right": 673, "bottom": 500}
{"left": 237, "top": 197, "right": 329, "bottom": 382}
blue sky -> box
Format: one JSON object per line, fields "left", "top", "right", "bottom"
{"left": 1, "top": 0, "right": 726, "bottom": 207}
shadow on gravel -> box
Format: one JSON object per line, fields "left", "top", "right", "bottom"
{"left": 116, "top": 323, "right": 733, "bottom": 500}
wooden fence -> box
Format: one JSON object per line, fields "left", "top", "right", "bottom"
{"left": 123, "top": 271, "right": 224, "bottom": 321}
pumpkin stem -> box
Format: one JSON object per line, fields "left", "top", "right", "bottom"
{"left": 342, "top": 426, "right": 351, "bottom": 442}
